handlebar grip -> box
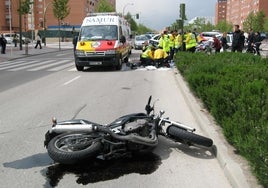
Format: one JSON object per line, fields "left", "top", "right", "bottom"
{"left": 147, "top": 96, "right": 152, "bottom": 105}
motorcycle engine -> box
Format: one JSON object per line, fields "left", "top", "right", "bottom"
{"left": 123, "top": 119, "right": 150, "bottom": 136}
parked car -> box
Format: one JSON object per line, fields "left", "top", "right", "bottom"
{"left": 198, "top": 31, "right": 222, "bottom": 41}
{"left": 3, "top": 33, "right": 26, "bottom": 44}
{"left": 134, "top": 35, "right": 149, "bottom": 50}
{"left": 149, "top": 34, "right": 161, "bottom": 46}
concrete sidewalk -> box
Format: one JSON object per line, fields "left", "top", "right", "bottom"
{"left": 0, "top": 42, "right": 73, "bottom": 62}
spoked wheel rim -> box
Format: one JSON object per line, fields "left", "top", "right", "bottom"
{"left": 54, "top": 133, "right": 97, "bottom": 152}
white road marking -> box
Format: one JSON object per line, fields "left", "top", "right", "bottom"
{"left": 0, "top": 60, "right": 28, "bottom": 70}
{"left": 47, "top": 62, "right": 73, "bottom": 71}
{"left": 63, "top": 76, "right": 81, "bottom": 86}
{"left": 27, "top": 60, "right": 69, "bottom": 71}
{"left": 7, "top": 60, "right": 53, "bottom": 71}
{"left": 68, "top": 67, "right": 77, "bottom": 71}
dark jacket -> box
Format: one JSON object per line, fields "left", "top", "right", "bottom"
{"left": 0, "top": 36, "right": 7, "bottom": 46}
{"left": 232, "top": 30, "right": 243, "bottom": 47}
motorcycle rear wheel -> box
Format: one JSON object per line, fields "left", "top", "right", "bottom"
{"left": 47, "top": 132, "right": 102, "bottom": 164}
{"left": 167, "top": 125, "right": 213, "bottom": 147}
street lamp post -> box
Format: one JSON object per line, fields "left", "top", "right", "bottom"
{"left": 43, "top": 0, "right": 52, "bottom": 46}
{"left": 19, "top": 0, "right": 23, "bottom": 50}
{"left": 122, "top": 3, "right": 134, "bottom": 17}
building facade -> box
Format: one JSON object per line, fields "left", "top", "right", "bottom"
{"left": 215, "top": 0, "right": 268, "bottom": 29}
{"left": 215, "top": 0, "right": 227, "bottom": 24}
{"left": 0, "top": 0, "right": 116, "bottom": 33}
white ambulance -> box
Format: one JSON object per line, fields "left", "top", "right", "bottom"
{"left": 74, "top": 12, "right": 132, "bottom": 71}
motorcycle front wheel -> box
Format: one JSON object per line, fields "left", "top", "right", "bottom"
{"left": 166, "top": 125, "right": 213, "bottom": 147}
{"left": 47, "top": 132, "right": 102, "bottom": 164}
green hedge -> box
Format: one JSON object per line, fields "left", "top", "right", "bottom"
{"left": 175, "top": 52, "right": 268, "bottom": 186}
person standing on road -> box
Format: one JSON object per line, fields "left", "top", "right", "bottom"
{"left": 168, "top": 30, "right": 177, "bottom": 61}
{"left": 13, "top": 33, "right": 18, "bottom": 47}
{"left": 246, "top": 28, "right": 255, "bottom": 53}
{"left": 35, "top": 33, "right": 42, "bottom": 49}
{"left": 231, "top": 25, "right": 243, "bottom": 52}
{"left": 72, "top": 36, "right": 78, "bottom": 51}
{"left": 253, "top": 31, "right": 262, "bottom": 56}
{"left": 221, "top": 32, "right": 228, "bottom": 52}
{"left": 185, "top": 30, "right": 197, "bottom": 53}
{"left": 212, "top": 35, "right": 222, "bottom": 53}
{"left": 0, "top": 34, "right": 7, "bottom": 54}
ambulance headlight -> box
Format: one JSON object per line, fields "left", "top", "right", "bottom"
{"left": 75, "top": 50, "right": 85, "bottom": 56}
{"left": 105, "top": 50, "right": 116, "bottom": 55}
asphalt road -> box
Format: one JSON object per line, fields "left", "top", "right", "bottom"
{"left": 0, "top": 49, "right": 233, "bottom": 187}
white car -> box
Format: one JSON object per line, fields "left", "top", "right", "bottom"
{"left": 198, "top": 31, "right": 222, "bottom": 41}
{"left": 149, "top": 34, "right": 161, "bottom": 46}
{"left": 3, "top": 33, "right": 26, "bottom": 44}
{"left": 134, "top": 35, "right": 149, "bottom": 50}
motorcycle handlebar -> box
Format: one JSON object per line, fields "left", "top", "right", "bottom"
{"left": 147, "top": 96, "right": 152, "bottom": 106}
{"left": 145, "top": 96, "right": 153, "bottom": 115}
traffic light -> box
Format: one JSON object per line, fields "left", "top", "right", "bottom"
{"left": 136, "top": 13, "right": 139, "bottom": 19}
{"left": 180, "top": 3, "right": 186, "bottom": 20}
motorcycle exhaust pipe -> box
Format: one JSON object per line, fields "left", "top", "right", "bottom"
{"left": 97, "top": 124, "right": 158, "bottom": 147}
{"left": 50, "top": 124, "right": 95, "bottom": 134}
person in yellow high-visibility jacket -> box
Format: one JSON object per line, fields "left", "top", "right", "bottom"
{"left": 185, "top": 30, "right": 197, "bottom": 53}
{"left": 140, "top": 46, "right": 155, "bottom": 66}
{"left": 175, "top": 32, "right": 182, "bottom": 53}
{"left": 154, "top": 46, "right": 169, "bottom": 67}
{"left": 158, "top": 30, "right": 170, "bottom": 54}
{"left": 169, "top": 30, "right": 177, "bottom": 60}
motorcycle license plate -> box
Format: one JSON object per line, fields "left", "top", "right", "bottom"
{"left": 89, "top": 62, "right": 102, "bottom": 65}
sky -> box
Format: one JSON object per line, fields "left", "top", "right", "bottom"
{"left": 116, "top": 0, "right": 217, "bottom": 31}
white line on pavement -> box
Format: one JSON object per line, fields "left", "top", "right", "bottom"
{"left": 28, "top": 60, "right": 70, "bottom": 71}
{"left": 63, "top": 76, "right": 81, "bottom": 86}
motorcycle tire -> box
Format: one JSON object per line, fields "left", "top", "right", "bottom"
{"left": 166, "top": 125, "right": 213, "bottom": 147}
{"left": 47, "top": 132, "right": 102, "bottom": 164}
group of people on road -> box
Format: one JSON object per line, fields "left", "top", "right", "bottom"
{"left": 219, "top": 24, "right": 262, "bottom": 55}
{"left": 138, "top": 24, "right": 264, "bottom": 67}
{"left": 139, "top": 29, "right": 201, "bottom": 67}
{"left": 0, "top": 32, "right": 42, "bottom": 54}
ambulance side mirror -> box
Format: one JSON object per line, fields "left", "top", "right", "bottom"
{"left": 120, "top": 35, "right": 126, "bottom": 43}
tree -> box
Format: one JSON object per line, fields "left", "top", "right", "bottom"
{"left": 215, "top": 20, "right": 233, "bottom": 32}
{"left": 185, "top": 17, "right": 215, "bottom": 33}
{"left": 17, "top": 0, "right": 32, "bottom": 15}
{"left": 136, "top": 23, "right": 153, "bottom": 35}
{"left": 52, "top": 0, "right": 70, "bottom": 50}
{"left": 254, "top": 11, "right": 266, "bottom": 31}
{"left": 263, "top": 17, "right": 268, "bottom": 32}
{"left": 96, "top": 0, "right": 115, "bottom": 12}
{"left": 124, "top": 13, "right": 138, "bottom": 32}
{"left": 243, "top": 11, "right": 266, "bottom": 32}
{"left": 17, "top": 0, "right": 33, "bottom": 49}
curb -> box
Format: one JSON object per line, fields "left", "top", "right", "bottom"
{"left": 172, "top": 68, "right": 261, "bottom": 188}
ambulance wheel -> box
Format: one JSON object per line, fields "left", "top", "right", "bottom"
{"left": 115, "top": 58, "right": 122, "bottom": 70}
{"left": 76, "top": 64, "right": 84, "bottom": 71}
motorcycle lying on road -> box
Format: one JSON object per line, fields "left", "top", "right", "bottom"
{"left": 44, "top": 96, "right": 213, "bottom": 164}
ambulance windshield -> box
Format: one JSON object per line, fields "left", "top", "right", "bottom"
{"left": 80, "top": 25, "right": 118, "bottom": 41}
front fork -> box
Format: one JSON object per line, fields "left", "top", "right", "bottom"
{"left": 159, "top": 118, "right": 196, "bottom": 133}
